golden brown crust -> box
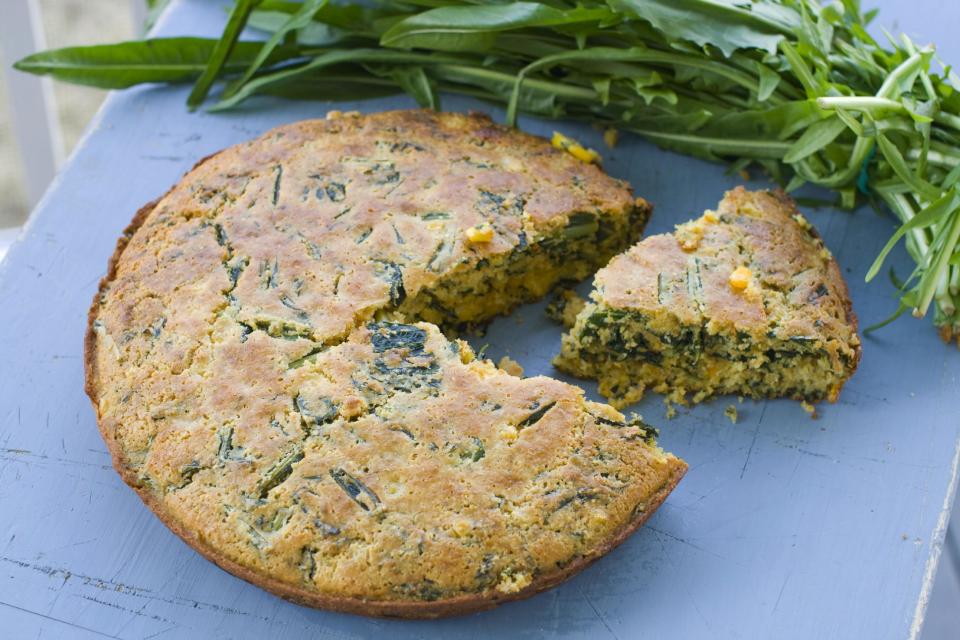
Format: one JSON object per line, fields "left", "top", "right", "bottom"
{"left": 764, "top": 190, "right": 861, "bottom": 376}
{"left": 84, "top": 150, "right": 224, "bottom": 403}
{"left": 601, "top": 188, "right": 858, "bottom": 344}
{"left": 85, "top": 110, "right": 682, "bottom": 617}
{"left": 107, "top": 438, "right": 684, "bottom": 618}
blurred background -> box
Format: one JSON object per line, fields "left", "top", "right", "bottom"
{"left": 0, "top": 1, "right": 957, "bottom": 637}
{"left": 0, "top": 0, "right": 136, "bottom": 258}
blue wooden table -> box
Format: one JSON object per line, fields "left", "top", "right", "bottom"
{"left": 2, "top": 1, "right": 958, "bottom": 638}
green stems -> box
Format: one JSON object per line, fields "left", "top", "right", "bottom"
{"left": 817, "top": 96, "right": 906, "bottom": 113}
{"left": 12, "top": 0, "right": 960, "bottom": 342}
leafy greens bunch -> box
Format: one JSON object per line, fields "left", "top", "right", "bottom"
{"left": 14, "top": 0, "right": 960, "bottom": 342}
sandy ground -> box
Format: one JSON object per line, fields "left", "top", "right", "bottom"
{"left": 0, "top": 0, "right": 134, "bottom": 229}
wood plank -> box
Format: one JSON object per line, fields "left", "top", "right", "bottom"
{"left": 0, "top": 1, "right": 958, "bottom": 638}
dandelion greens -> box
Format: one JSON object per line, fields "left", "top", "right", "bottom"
{"left": 13, "top": 0, "right": 960, "bottom": 342}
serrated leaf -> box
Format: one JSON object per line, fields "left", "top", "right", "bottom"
{"left": 249, "top": 11, "right": 341, "bottom": 46}
{"left": 504, "top": 45, "right": 757, "bottom": 125}
{"left": 434, "top": 64, "right": 567, "bottom": 119}
{"left": 633, "top": 84, "right": 677, "bottom": 105}
{"left": 607, "top": 0, "right": 799, "bottom": 56}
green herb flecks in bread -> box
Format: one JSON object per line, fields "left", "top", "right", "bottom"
{"left": 556, "top": 187, "right": 861, "bottom": 407}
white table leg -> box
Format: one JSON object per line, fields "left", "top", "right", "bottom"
{"left": 0, "top": 0, "right": 64, "bottom": 208}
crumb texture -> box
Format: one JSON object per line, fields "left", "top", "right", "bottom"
{"left": 86, "top": 110, "right": 682, "bottom": 617}
{"left": 556, "top": 187, "right": 861, "bottom": 406}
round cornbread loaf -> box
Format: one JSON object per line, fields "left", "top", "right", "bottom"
{"left": 85, "top": 110, "right": 685, "bottom": 618}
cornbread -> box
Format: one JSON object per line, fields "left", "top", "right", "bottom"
{"left": 85, "top": 110, "right": 684, "bottom": 618}
{"left": 555, "top": 187, "right": 861, "bottom": 406}
{"left": 545, "top": 288, "right": 586, "bottom": 328}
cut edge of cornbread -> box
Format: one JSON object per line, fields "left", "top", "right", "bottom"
{"left": 555, "top": 187, "right": 861, "bottom": 407}
{"left": 395, "top": 199, "right": 652, "bottom": 332}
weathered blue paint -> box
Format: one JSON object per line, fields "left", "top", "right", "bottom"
{"left": 0, "top": 1, "right": 958, "bottom": 638}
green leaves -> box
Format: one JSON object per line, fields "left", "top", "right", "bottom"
{"left": 186, "top": 0, "right": 262, "bottom": 110}
{"left": 210, "top": 49, "right": 461, "bottom": 111}
{"left": 225, "top": 0, "right": 329, "bottom": 98}
{"left": 12, "top": 38, "right": 293, "bottom": 89}
{"left": 608, "top": 0, "right": 798, "bottom": 56}
{"left": 11, "top": 0, "right": 960, "bottom": 340}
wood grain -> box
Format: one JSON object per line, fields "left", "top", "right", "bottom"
{"left": 0, "top": 0, "right": 958, "bottom": 638}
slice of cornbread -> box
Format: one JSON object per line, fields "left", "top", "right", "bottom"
{"left": 555, "top": 187, "right": 861, "bottom": 407}
{"left": 85, "top": 110, "right": 683, "bottom": 618}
